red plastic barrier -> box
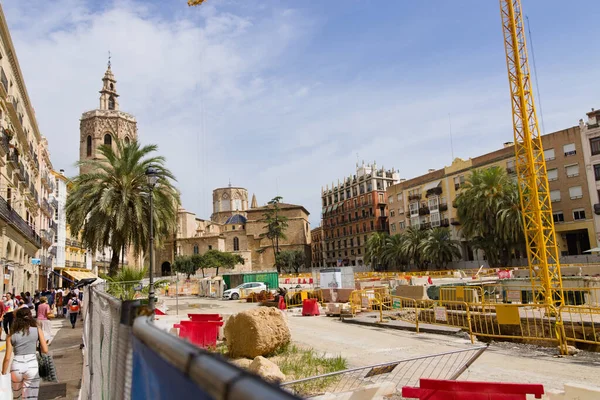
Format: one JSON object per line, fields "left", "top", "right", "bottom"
{"left": 173, "top": 320, "right": 223, "bottom": 348}
{"left": 155, "top": 308, "right": 166, "bottom": 316}
{"left": 402, "top": 379, "right": 544, "bottom": 400}
{"left": 188, "top": 313, "right": 222, "bottom": 322}
{"left": 302, "top": 298, "right": 320, "bottom": 316}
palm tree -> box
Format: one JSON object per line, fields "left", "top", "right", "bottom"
{"left": 421, "top": 228, "right": 462, "bottom": 270}
{"left": 67, "top": 139, "right": 180, "bottom": 276}
{"left": 454, "top": 166, "right": 523, "bottom": 267}
{"left": 365, "top": 232, "right": 388, "bottom": 270}
{"left": 103, "top": 266, "right": 168, "bottom": 300}
{"left": 402, "top": 227, "right": 428, "bottom": 269}
{"left": 381, "top": 234, "right": 409, "bottom": 271}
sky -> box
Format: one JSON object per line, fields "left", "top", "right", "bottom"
{"left": 2, "top": 0, "right": 600, "bottom": 227}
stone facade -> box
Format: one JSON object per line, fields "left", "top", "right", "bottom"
{"left": 156, "top": 189, "right": 311, "bottom": 277}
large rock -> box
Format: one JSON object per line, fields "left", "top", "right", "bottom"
{"left": 225, "top": 308, "right": 291, "bottom": 358}
{"left": 249, "top": 356, "right": 286, "bottom": 383}
{"left": 231, "top": 358, "right": 252, "bottom": 370}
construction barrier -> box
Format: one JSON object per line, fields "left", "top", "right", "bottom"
{"left": 439, "top": 286, "right": 482, "bottom": 305}
{"left": 559, "top": 305, "right": 600, "bottom": 348}
{"left": 285, "top": 289, "right": 323, "bottom": 309}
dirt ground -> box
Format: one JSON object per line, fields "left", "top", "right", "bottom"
{"left": 163, "top": 297, "right": 600, "bottom": 392}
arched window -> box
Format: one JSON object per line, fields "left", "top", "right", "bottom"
{"left": 108, "top": 96, "right": 115, "bottom": 110}
{"left": 193, "top": 244, "right": 199, "bottom": 255}
{"left": 233, "top": 237, "right": 239, "bottom": 251}
{"left": 86, "top": 135, "right": 92, "bottom": 156}
{"left": 124, "top": 136, "right": 130, "bottom": 145}
{"left": 110, "top": 83, "right": 114, "bottom": 91}
{"left": 104, "top": 134, "right": 112, "bottom": 146}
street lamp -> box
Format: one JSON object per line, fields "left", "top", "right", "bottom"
{"left": 145, "top": 167, "right": 159, "bottom": 312}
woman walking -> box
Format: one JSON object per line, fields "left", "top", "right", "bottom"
{"left": 56, "top": 292, "right": 63, "bottom": 318}
{"left": 67, "top": 295, "right": 80, "bottom": 329}
{"left": 2, "top": 293, "right": 15, "bottom": 337}
{"left": 1, "top": 307, "right": 49, "bottom": 399}
{"left": 36, "top": 297, "right": 53, "bottom": 344}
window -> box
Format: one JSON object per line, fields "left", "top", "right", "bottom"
{"left": 409, "top": 202, "right": 419, "bottom": 216}
{"left": 547, "top": 168, "right": 558, "bottom": 181}
{"left": 370, "top": 221, "right": 374, "bottom": 230}
{"left": 563, "top": 143, "right": 576, "bottom": 156}
{"left": 104, "top": 134, "right": 112, "bottom": 146}
{"left": 544, "top": 148, "right": 555, "bottom": 161}
{"left": 573, "top": 209, "right": 586, "bottom": 221}
{"left": 86, "top": 135, "right": 92, "bottom": 156}
{"left": 390, "top": 210, "right": 395, "bottom": 218}
{"left": 550, "top": 190, "right": 561, "bottom": 202}
{"left": 389, "top": 196, "right": 394, "bottom": 204}
{"left": 391, "top": 223, "right": 396, "bottom": 232}
{"left": 193, "top": 244, "right": 199, "bottom": 254}
{"left": 208, "top": 245, "right": 212, "bottom": 250}
{"left": 569, "top": 186, "right": 583, "bottom": 200}
{"left": 595, "top": 164, "right": 600, "bottom": 181}
{"left": 552, "top": 211, "right": 564, "bottom": 223}
{"left": 410, "top": 216, "right": 420, "bottom": 228}
{"left": 397, "top": 193, "right": 402, "bottom": 201}
{"left": 565, "top": 164, "right": 579, "bottom": 177}
{"left": 430, "top": 212, "right": 441, "bottom": 227}
{"left": 233, "top": 237, "right": 239, "bottom": 251}
{"left": 108, "top": 96, "right": 115, "bottom": 110}
{"left": 428, "top": 196, "right": 439, "bottom": 211}
{"left": 506, "top": 160, "right": 516, "bottom": 174}
{"left": 399, "top": 221, "right": 406, "bottom": 229}
{"left": 591, "top": 137, "right": 600, "bottom": 156}
{"left": 124, "top": 136, "right": 130, "bottom": 145}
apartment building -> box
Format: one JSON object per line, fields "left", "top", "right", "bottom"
{"left": 579, "top": 108, "right": 600, "bottom": 248}
{"left": 0, "top": 6, "right": 56, "bottom": 293}
{"left": 387, "top": 126, "right": 595, "bottom": 261}
{"left": 310, "top": 226, "right": 324, "bottom": 269}
{"left": 321, "top": 162, "right": 399, "bottom": 268}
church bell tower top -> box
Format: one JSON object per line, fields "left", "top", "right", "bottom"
{"left": 99, "top": 58, "right": 119, "bottom": 111}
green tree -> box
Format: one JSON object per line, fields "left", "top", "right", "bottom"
{"left": 402, "top": 227, "right": 428, "bottom": 269}
{"left": 421, "top": 227, "right": 462, "bottom": 270}
{"left": 173, "top": 255, "right": 198, "bottom": 279}
{"left": 103, "top": 266, "right": 168, "bottom": 300}
{"left": 365, "top": 232, "right": 389, "bottom": 271}
{"left": 66, "top": 139, "right": 179, "bottom": 276}
{"left": 454, "top": 166, "right": 523, "bottom": 267}
{"left": 259, "top": 196, "right": 289, "bottom": 273}
{"left": 382, "top": 234, "right": 409, "bottom": 271}
{"left": 277, "top": 250, "right": 306, "bottom": 274}
{"left": 204, "top": 250, "right": 245, "bottom": 276}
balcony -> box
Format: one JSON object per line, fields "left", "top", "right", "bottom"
{"left": 49, "top": 220, "right": 57, "bottom": 232}
{"left": 426, "top": 187, "right": 443, "bottom": 197}
{"left": 17, "top": 162, "right": 26, "bottom": 182}
{"left": 7, "top": 150, "right": 19, "bottom": 170}
{"left": 451, "top": 218, "right": 461, "bottom": 226}
{"left": 441, "top": 218, "right": 450, "bottom": 227}
{"left": 41, "top": 198, "right": 53, "bottom": 216}
{"left": 0, "top": 196, "right": 41, "bottom": 248}
{"left": 66, "top": 238, "right": 85, "bottom": 249}
{"left": 439, "top": 203, "right": 448, "bottom": 212}
{"left": 50, "top": 197, "right": 58, "bottom": 210}
{"left": 408, "top": 194, "right": 421, "bottom": 201}
{"left": 41, "top": 229, "right": 54, "bottom": 245}
{"left": 0, "top": 67, "right": 7, "bottom": 93}
{"left": 0, "top": 129, "right": 9, "bottom": 157}
{"left": 65, "top": 260, "right": 85, "bottom": 268}
{"left": 418, "top": 206, "right": 430, "bottom": 216}
{"left": 40, "top": 256, "right": 52, "bottom": 267}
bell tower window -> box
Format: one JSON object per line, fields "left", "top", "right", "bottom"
{"left": 233, "top": 237, "right": 240, "bottom": 251}
{"left": 104, "top": 134, "right": 112, "bottom": 146}
{"left": 108, "top": 96, "right": 115, "bottom": 110}
{"left": 124, "top": 137, "right": 130, "bottom": 145}
{"left": 86, "top": 135, "right": 92, "bottom": 156}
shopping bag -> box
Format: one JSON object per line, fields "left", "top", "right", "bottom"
{"left": 0, "top": 373, "right": 12, "bottom": 400}
{"left": 37, "top": 353, "right": 58, "bottom": 382}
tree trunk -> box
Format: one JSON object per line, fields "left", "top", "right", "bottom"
{"left": 216, "top": 267, "right": 220, "bottom": 276}
{"left": 109, "top": 248, "right": 120, "bottom": 277}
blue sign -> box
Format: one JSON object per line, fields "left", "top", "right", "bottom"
{"left": 31, "top": 258, "right": 41, "bottom": 265}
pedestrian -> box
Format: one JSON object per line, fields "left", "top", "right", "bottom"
{"left": 62, "top": 292, "right": 69, "bottom": 318}
{"left": 1, "top": 307, "right": 49, "bottom": 400}
{"left": 36, "top": 297, "right": 53, "bottom": 344}
{"left": 24, "top": 292, "right": 33, "bottom": 310}
{"left": 33, "top": 291, "right": 40, "bottom": 315}
{"left": 3, "top": 293, "right": 15, "bottom": 337}
{"left": 0, "top": 295, "right": 4, "bottom": 341}
{"left": 47, "top": 289, "right": 55, "bottom": 312}
{"left": 67, "top": 296, "right": 80, "bottom": 329}
{"left": 165, "top": 283, "right": 169, "bottom": 297}
{"left": 55, "top": 293, "right": 63, "bottom": 318}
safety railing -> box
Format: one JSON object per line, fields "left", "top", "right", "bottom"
{"left": 439, "top": 286, "right": 483, "bottom": 305}
{"left": 559, "top": 305, "right": 600, "bottom": 347}
{"left": 284, "top": 289, "right": 324, "bottom": 308}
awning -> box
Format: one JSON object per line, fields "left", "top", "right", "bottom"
{"left": 423, "top": 180, "right": 441, "bottom": 191}
{"left": 332, "top": 203, "right": 339, "bottom": 212}
{"left": 326, "top": 206, "right": 332, "bottom": 214}
{"left": 63, "top": 268, "right": 98, "bottom": 281}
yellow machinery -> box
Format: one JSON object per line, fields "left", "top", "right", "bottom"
{"left": 499, "top": 0, "right": 563, "bottom": 307}
{"left": 188, "top": 0, "right": 565, "bottom": 308}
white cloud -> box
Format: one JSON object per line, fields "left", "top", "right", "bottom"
{"left": 2, "top": 0, "right": 599, "bottom": 228}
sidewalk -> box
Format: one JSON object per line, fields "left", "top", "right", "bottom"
{"left": 39, "top": 318, "right": 83, "bottom": 400}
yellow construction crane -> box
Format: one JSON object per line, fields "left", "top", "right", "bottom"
{"left": 499, "top": 0, "right": 563, "bottom": 308}
{"left": 187, "top": 0, "right": 564, "bottom": 308}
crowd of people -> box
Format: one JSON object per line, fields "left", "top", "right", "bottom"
{"left": 0, "top": 287, "right": 83, "bottom": 399}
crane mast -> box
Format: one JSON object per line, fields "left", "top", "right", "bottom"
{"left": 499, "top": 0, "right": 563, "bottom": 306}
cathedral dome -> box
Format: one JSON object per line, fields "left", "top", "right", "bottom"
{"left": 225, "top": 214, "right": 247, "bottom": 225}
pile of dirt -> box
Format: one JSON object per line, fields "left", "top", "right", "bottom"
{"left": 224, "top": 308, "right": 291, "bottom": 358}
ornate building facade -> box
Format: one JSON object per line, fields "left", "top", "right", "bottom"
{"left": 156, "top": 187, "right": 311, "bottom": 277}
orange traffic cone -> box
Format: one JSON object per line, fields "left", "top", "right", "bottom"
{"left": 278, "top": 296, "right": 287, "bottom": 310}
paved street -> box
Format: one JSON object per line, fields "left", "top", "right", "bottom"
{"left": 161, "top": 297, "right": 600, "bottom": 392}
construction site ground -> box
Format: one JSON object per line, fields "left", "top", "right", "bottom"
{"left": 160, "top": 297, "right": 600, "bottom": 392}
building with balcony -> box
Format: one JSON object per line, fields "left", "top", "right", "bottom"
{"left": 387, "top": 126, "right": 595, "bottom": 262}
{"left": 310, "top": 226, "right": 324, "bottom": 269}
{"left": 0, "top": 5, "right": 56, "bottom": 293}
{"left": 579, "top": 108, "right": 600, "bottom": 249}
{"left": 321, "top": 162, "right": 399, "bottom": 268}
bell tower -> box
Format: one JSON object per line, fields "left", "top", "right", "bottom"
{"left": 79, "top": 60, "right": 138, "bottom": 175}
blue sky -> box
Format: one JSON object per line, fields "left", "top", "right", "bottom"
{"left": 3, "top": 0, "right": 600, "bottom": 226}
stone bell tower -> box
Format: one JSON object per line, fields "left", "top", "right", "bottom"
{"left": 79, "top": 61, "right": 138, "bottom": 175}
